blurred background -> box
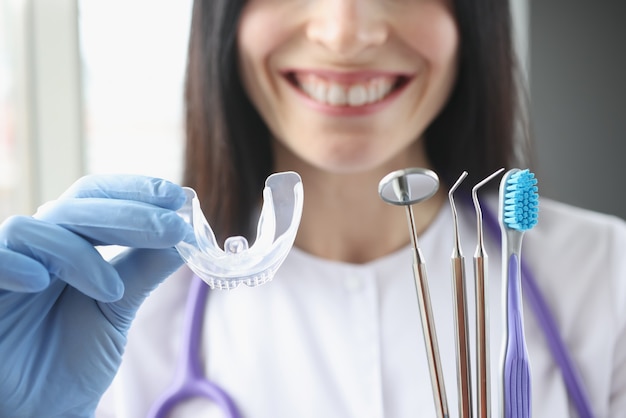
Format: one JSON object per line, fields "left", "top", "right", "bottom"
{"left": 530, "top": 0, "right": 626, "bottom": 220}
{"left": 0, "top": 0, "right": 624, "bottom": 222}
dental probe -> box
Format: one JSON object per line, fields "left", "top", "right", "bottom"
{"left": 472, "top": 168, "right": 504, "bottom": 418}
{"left": 449, "top": 171, "right": 473, "bottom": 418}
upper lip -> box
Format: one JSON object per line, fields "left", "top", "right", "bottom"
{"left": 280, "top": 68, "right": 413, "bottom": 83}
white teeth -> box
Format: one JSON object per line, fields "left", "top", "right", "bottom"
{"left": 296, "top": 75, "right": 397, "bottom": 107}
{"left": 327, "top": 84, "right": 347, "bottom": 106}
{"left": 367, "top": 82, "right": 379, "bottom": 103}
{"left": 348, "top": 85, "right": 367, "bottom": 107}
{"left": 377, "top": 79, "right": 391, "bottom": 98}
{"left": 312, "top": 83, "right": 327, "bottom": 103}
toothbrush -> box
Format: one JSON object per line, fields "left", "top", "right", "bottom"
{"left": 499, "top": 168, "right": 539, "bottom": 418}
{"left": 472, "top": 168, "right": 504, "bottom": 418}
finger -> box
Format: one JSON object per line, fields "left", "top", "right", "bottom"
{"left": 0, "top": 248, "right": 50, "bottom": 292}
{"left": 1, "top": 216, "right": 124, "bottom": 302}
{"left": 35, "top": 198, "right": 191, "bottom": 248}
{"left": 58, "top": 174, "right": 186, "bottom": 210}
{"left": 100, "top": 247, "right": 184, "bottom": 331}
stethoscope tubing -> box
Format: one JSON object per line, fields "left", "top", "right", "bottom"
{"left": 150, "top": 201, "right": 594, "bottom": 418}
{"left": 147, "top": 276, "right": 241, "bottom": 418}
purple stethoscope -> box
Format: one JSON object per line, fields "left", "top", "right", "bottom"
{"left": 147, "top": 203, "right": 594, "bottom": 418}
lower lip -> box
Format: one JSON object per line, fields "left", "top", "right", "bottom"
{"left": 287, "top": 79, "right": 412, "bottom": 117}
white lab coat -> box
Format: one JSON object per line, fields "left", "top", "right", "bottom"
{"left": 97, "top": 196, "right": 626, "bottom": 417}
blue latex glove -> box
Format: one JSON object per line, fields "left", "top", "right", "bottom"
{"left": 0, "top": 174, "right": 193, "bottom": 418}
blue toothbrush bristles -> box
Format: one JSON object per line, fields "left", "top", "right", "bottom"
{"left": 503, "top": 169, "right": 539, "bottom": 231}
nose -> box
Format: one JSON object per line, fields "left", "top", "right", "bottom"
{"left": 306, "top": 0, "right": 388, "bottom": 58}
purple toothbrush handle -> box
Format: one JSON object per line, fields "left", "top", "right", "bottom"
{"left": 504, "top": 254, "right": 531, "bottom": 418}
{"left": 480, "top": 199, "right": 594, "bottom": 417}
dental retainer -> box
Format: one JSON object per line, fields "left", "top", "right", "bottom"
{"left": 175, "top": 171, "right": 304, "bottom": 289}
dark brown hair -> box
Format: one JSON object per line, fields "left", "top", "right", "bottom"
{"left": 183, "top": 0, "right": 531, "bottom": 243}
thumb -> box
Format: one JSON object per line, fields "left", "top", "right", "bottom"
{"left": 99, "top": 247, "right": 184, "bottom": 332}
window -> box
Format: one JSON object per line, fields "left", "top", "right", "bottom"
{"left": 79, "top": 0, "right": 193, "bottom": 183}
{"left": 0, "top": 1, "right": 27, "bottom": 221}
{"left": 0, "top": 1, "right": 193, "bottom": 222}
{"left": 0, "top": 3, "right": 15, "bottom": 219}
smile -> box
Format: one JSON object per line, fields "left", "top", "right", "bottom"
{"left": 285, "top": 71, "right": 411, "bottom": 108}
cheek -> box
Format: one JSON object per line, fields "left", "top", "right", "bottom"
{"left": 399, "top": 3, "right": 459, "bottom": 71}
{"left": 237, "top": 3, "right": 297, "bottom": 113}
{"left": 238, "top": 4, "right": 270, "bottom": 57}
{"left": 237, "top": 2, "right": 297, "bottom": 72}
{"left": 237, "top": 6, "right": 271, "bottom": 85}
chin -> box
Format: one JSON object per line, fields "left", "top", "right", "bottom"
{"left": 273, "top": 130, "right": 422, "bottom": 176}
{"left": 306, "top": 149, "right": 404, "bottom": 175}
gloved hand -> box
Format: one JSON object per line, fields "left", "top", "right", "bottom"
{"left": 0, "top": 174, "right": 193, "bottom": 418}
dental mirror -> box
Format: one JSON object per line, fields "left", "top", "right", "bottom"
{"left": 378, "top": 167, "right": 439, "bottom": 206}
{"left": 378, "top": 167, "right": 449, "bottom": 418}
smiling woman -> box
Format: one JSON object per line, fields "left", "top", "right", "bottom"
{"left": 2, "top": 1, "right": 626, "bottom": 418}
{"left": 237, "top": 0, "right": 459, "bottom": 175}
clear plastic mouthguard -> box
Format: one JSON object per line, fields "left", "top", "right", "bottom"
{"left": 175, "top": 171, "right": 304, "bottom": 289}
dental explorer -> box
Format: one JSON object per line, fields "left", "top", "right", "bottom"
{"left": 448, "top": 171, "right": 473, "bottom": 418}
{"left": 472, "top": 168, "right": 505, "bottom": 418}
{"left": 378, "top": 168, "right": 449, "bottom": 418}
